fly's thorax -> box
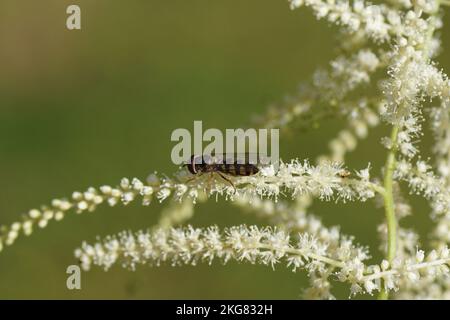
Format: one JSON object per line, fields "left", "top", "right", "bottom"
{"left": 186, "top": 154, "right": 214, "bottom": 174}
{"left": 186, "top": 154, "right": 202, "bottom": 174}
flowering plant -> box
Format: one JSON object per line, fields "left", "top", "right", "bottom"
{"left": 1, "top": 0, "right": 450, "bottom": 299}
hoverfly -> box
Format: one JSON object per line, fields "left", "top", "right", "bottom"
{"left": 184, "top": 153, "right": 264, "bottom": 192}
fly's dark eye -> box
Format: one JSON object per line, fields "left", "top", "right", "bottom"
{"left": 187, "top": 162, "right": 197, "bottom": 174}
{"left": 187, "top": 155, "right": 199, "bottom": 174}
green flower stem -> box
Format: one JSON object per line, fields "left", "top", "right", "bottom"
{"left": 378, "top": 125, "right": 399, "bottom": 300}
{"left": 377, "top": 2, "right": 443, "bottom": 300}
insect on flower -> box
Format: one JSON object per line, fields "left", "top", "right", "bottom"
{"left": 184, "top": 153, "right": 263, "bottom": 192}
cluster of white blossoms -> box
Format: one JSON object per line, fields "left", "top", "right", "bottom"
{"left": 0, "top": 159, "right": 376, "bottom": 251}
{"left": 2, "top": 0, "right": 450, "bottom": 299}
{"left": 75, "top": 224, "right": 450, "bottom": 297}
{"left": 289, "top": 0, "right": 396, "bottom": 42}
{"left": 254, "top": 50, "right": 384, "bottom": 131}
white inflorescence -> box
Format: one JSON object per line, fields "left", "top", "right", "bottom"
{"left": 289, "top": 0, "right": 396, "bottom": 42}
{"left": 0, "top": 160, "right": 377, "bottom": 250}
{"left": 75, "top": 225, "right": 450, "bottom": 297}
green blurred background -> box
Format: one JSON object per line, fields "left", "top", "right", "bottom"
{"left": 0, "top": 0, "right": 449, "bottom": 299}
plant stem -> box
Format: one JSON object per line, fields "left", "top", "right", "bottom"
{"left": 378, "top": 125, "right": 399, "bottom": 300}
{"left": 377, "top": 2, "right": 442, "bottom": 300}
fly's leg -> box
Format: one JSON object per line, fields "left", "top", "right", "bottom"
{"left": 185, "top": 172, "right": 204, "bottom": 185}
{"left": 185, "top": 173, "right": 210, "bottom": 197}
{"left": 217, "top": 172, "right": 236, "bottom": 194}
{"left": 205, "top": 172, "right": 214, "bottom": 194}
{"left": 185, "top": 173, "right": 206, "bottom": 191}
{"left": 185, "top": 176, "right": 197, "bottom": 184}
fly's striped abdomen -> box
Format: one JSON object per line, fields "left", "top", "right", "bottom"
{"left": 219, "top": 163, "right": 259, "bottom": 176}
{"left": 217, "top": 163, "right": 236, "bottom": 175}
{"left": 186, "top": 154, "right": 260, "bottom": 176}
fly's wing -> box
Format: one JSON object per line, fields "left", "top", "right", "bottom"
{"left": 184, "top": 154, "right": 217, "bottom": 165}
{"left": 185, "top": 154, "right": 204, "bottom": 165}
{"left": 213, "top": 153, "right": 271, "bottom": 166}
